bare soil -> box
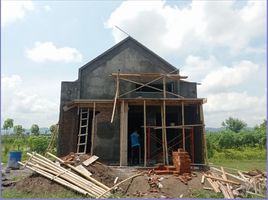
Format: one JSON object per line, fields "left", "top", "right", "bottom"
{"left": 4, "top": 163, "right": 208, "bottom": 198}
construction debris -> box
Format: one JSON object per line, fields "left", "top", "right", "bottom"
{"left": 19, "top": 152, "right": 111, "bottom": 198}
{"left": 203, "top": 166, "right": 267, "bottom": 199}
{"left": 83, "top": 155, "right": 99, "bottom": 166}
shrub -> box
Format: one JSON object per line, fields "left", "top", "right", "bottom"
{"left": 29, "top": 136, "right": 50, "bottom": 154}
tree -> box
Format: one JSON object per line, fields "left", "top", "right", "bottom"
{"left": 13, "top": 125, "right": 25, "bottom": 136}
{"left": 222, "top": 117, "right": 247, "bottom": 133}
{"left": 49, "top": 124, "right": 57, "bottom": 134}
{"left": 31, "top": 124, "right": 40, "bottom": 136}
{"left": 3, "top": 118, "right": 14, "bottom": 134}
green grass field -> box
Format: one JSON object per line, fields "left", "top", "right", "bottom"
{"left": 209, "top": 159, "right": 267, "bottom": 172}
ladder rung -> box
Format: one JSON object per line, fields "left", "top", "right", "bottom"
{"left": 80, "top": 125, "right": 88, "bottom": 128}
{"left": 78, "top": 134, "right": 88, "bottom": 136}
{"left": 78, "top": 143, "right": 86, "bottom": 146}
{"left": 81, "top": 111, "right": 89, "bottom": 114}
{"left": 81, "top": 118, "right": 88, "bottom": 120}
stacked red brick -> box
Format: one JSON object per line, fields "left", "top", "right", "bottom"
{"left": 172, "top": 148, "right": 191, "bottom": 174}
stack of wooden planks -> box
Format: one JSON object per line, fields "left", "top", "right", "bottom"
{"left": 19, "top": 152, "right": 110, "bottom": 198}
{"left": 203, "top": 167, "right": 267, "bottom": 198}
{"left": 172, "top": 148, "right": 191, "bottom": 174}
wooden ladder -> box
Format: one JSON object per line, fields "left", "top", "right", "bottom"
{"left": 77, "top": 108, "right": 89, "bottom": 154}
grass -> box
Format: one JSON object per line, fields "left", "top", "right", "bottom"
{"left": 2, "top": 188, "right": 84, "bottom": 198}
{"left": 189, "top": 189, "right": 224, "bottom": 198}
{"left": 209, "top": 159, "right": 267, "bottom": 172}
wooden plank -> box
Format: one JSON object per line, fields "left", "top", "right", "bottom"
{"left": 75, "top": 165, "right": 92, "bottom": 177}
{"left": 221, "top": 167, "right": 234, "bottom": 199}
{"left": 201, "top": 175, "right": 205, "bottom": 184}
{"left": 83, "top": 155, "right": 99, "bottom": 166}
{"left": 143, "top": 100, "right": 147, "bottom": 167}
{"left": 210, "top": 167, "right": 245, "bottom": 182}
{"left": 206, "top": 177, "right": 220, "bottom": 193}
{"left": 90, "top": 102, "right": 96, "bottom": 155}
{"left": 204, "top": 174, "right": 241, "bottom": 185}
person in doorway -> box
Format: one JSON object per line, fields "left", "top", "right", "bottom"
{"left": 130, "top": 129, "right": 140, "bottom": 165}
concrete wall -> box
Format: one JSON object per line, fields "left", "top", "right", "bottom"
{"left": 93, "top": 107, "right": 120, "bottom": 164}
{"left": 79, "top": 40, "right": 178, "bottom": 99}
{"left": 58, "top": 81, "right": 79, "bottom": 156}
{"left": 179, "top": 81, "right": 197, "bottom": 98}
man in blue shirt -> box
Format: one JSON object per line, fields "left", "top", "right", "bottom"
{"left": 130, "top": 130, "right": 140, "bottom": 165}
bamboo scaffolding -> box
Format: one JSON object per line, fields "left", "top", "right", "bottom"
{"left": 91, "top": 102, "right": 96, "bottom": 155}
{"left": 119, "top": 76, "right": 163, "bottom": 98}
{"left": 182, "top": 102, "right": 185, "bottom": 150}
{"left": 143, "top": 100, "right": 147, "bottom": 167}
{"left": 111, "top": 70, "right": 120, "bottom": 123}
{"left": 46, "top": 152, "right": 110, "bottom": 190}
{"left": 119, "top": 77, "right": 184, "bottom": 98}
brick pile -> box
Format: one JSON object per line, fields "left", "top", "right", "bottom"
{"left": 172, "top": 148, "right": 191, "bottom": 174}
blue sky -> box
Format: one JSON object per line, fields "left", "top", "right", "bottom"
{"left": 1, "top": 0, "right": 266, "bottom": 128}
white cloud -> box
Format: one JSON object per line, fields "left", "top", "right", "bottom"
{"left": 26, "top": 42, "right": 83, "bottom": 63}
{"left": 180, "top": 55, "right": 266, "bottom": 127}
{"left": 204, "top": 92, "right": 266, "bottom": 127}
{"left": 44, "top": 5, "right": 51, "bottom": 12}
{"left": 199, "top": 60, "right": 259, "bottom": 93}
{"left": 1, "top": 0, "right": 34, "bottom": 26}
{"left": 1, "top": 74, "right": 59, "bottom": 127}
{"left": 106, "top": 0, "right": 266, "bottom": 55}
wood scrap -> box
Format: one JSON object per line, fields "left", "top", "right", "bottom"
{"left": 83, "top": 155, "right": 99, "bottom": 166}
{"left": 75, "top": 164, "right": 92, "bottom": 176}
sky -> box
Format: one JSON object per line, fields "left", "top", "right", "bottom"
{"left": 1, "top": 0, "right": 267, "bottom": 128}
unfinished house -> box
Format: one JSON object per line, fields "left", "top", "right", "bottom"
{"left": 58, "top": 37, "right": 206, "bottom": 166}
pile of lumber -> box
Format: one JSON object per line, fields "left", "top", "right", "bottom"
{"left": 238, "top": 169, "right": 266, "bottom": 197}
{"left": 19, "top": 152, "right": 110, "bottom": 198}
{"left": 172, "top": 148, "right": 191, "bottom": 174}
{"left": 203, "top": 167, "right": 267, "bottom": 198}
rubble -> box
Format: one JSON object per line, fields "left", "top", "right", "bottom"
{"left": 204, "top": 166, "right": 267, "bottom": 198}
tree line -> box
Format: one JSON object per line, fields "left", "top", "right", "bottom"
{"left": 3, "top": 118, "right": 57, "bottom": 136}
{"left": 206, "top": 117, "right": 267, "bottom": 159}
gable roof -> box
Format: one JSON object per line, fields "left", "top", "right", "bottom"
{"left": 79, "top": 36, "right": 177, "bottom": 74}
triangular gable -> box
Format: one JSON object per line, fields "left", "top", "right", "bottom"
{"left": 78, "top": 36, "right": 177, "bottom": 75}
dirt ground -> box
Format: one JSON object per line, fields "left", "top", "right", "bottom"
{"left": 3, "top": 163, "right": 209, "bottom": 198}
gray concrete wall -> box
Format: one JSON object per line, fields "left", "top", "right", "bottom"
{"left": 93, "top": 107, "right": 120, "bottom": 164}
{"left": 58, "top": 81, "right": 79, "bottom": 156}
{"left": 79, "top": 40, "right": 179, "bottom": 99}
{"left": 179, "top": 81, "right": 197, "bottom": 98}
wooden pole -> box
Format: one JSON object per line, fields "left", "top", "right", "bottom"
{"left": 161, "top": 104, "right": 166, "bottom": 165}
{"left": 26, "top": 154, "right": 107, "bottom": 196}
{"left": 96, "top": 171, "right": 145, "bottom": 199}
{"left": 111, "top": 70, "right": 120, "bottom": 123}
{"left": 200, "top": 104, "right": 208, "bottom": 164}
{"left": 46, "top": 152, "right": 110, "bottom": 190}
{"left": 18, "top": 162, "right": 89, "bottom": 196}
{"left": 191, "top": 128, "right": 194, "bottom": 163}
{"left": 91, "top": 102, "right": 96, "bottom": 155}
{"left": 182, "top": 102, "right": 185, "bottom": 150}
{"left": 143, "top": 100, "right": 147, "bottom": 167}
